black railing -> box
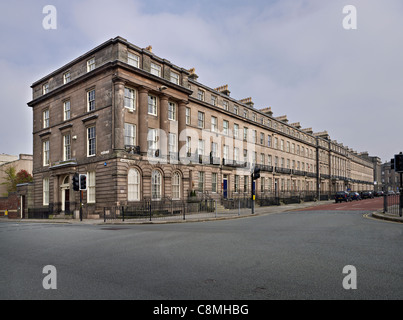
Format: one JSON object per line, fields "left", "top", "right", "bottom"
{"left": 104, "top": 199, "right": 216, "bottom": 221}
{"left": 383, "top": 194, "right": 402, "bottom": 217}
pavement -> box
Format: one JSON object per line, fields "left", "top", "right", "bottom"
{"left": 1, "top": 199, "right": 402, "bottom": 225}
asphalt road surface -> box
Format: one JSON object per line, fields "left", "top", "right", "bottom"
{"left": 0, "top": 200, "right": 402, "bottom": 300}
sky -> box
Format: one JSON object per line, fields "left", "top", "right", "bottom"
{"left": 0, "top": 0, "right": 402, "bottom": 163}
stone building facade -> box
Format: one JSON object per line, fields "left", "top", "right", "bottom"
{"left": 28, "top": 36, "right": 375, "bottom": 217}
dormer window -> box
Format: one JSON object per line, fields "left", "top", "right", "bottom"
{"left": 150, "top": 62, "right": 161, "bottom": 77}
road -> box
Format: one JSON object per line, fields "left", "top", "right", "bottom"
{"left": 0, "top": 198, "right": 402, "bottom": 300}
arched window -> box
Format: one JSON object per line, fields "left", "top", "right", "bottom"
{"left": 172, "top": 172, "right": 181, "bottom": 199}
{"left": 128, "top": 168, "right": 140, "bottom": 201}
{"left": 151, "top": 170, "right": 162, "bottom": 200}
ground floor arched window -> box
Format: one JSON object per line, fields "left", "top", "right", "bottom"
{"left": 152, "top": 170, "right": 162, "bottom": 200}
{"left": 128, "top": 168, "right": 140, "bottom": 201}
{"left": 172, "top": 172, "right": 181, "bottom": 199}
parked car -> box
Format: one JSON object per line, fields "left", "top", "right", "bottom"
{"left": 361, "top": 191, "right": 374, "bottom": 199}
{"left": 349, "top": 192, "right": 361, "bottom": 201}
{"left": 374, "top": 191, "right": 384, "bottom": 197}
{"left": 387, "top": 190, "right": 395, "bottom": 196}
{"left": 335, "top": 191, "right": 351, "bottom": 203}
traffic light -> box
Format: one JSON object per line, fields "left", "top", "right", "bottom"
{"left": 79, "top": 174, "right": 87, "bottom": 190}
{"left": 72, "top": 173, "right": 79, "bottom": 191}
{"left": 391, "top": 158, "right": 395, "bottom": 170}
{"left": 395, "top": 153, "right": 403, "bottom": 173}
{"left": 252, "top": 167, "right": 261, "bottom": 180}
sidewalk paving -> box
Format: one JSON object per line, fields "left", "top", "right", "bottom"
{"left": 1, "top": 199, "right": 401, "bottom": 224}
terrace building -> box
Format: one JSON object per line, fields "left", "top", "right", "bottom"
{"left": 27, "top": 37, "right": 375, "bottom": 217}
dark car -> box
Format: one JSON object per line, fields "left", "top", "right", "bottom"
{"left": 361, "top": 191, "right": 374, "bottom": 199}
{"left": 374, "top": 191, "right": 384, "bottom": 197}
{"left": 349, "top": 192, "right": 361, "bottom": 201}
{"left": 335, "top": 191, "right": 351, "bottom": 203}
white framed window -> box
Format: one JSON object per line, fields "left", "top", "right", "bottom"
{"left": 234, "top": 105, "right": 238, "bottom": 115}
{"left": 87, "top": 126, "right": 96, "bottom": 157}
{"left": 186, "top": 136, "right": 191, "bottom": 154}
{"left": 63, "top": 134, "right": 71, "bottom": 161}
{"left": 147, "top": 128, "right": 158, "bottom": 150}
{"left": 124, "top": 87, "right": 136, "bottom": 111}
{"left": 170, "top": 72, "right": 179, "bottom": 85}
{"left": 64, "top": 100, "right": 71, "bottom": 121}
{"left": 87, "top": 57, "right": 95, "bottom": 72}
{"left": 168, "top": 102, "right": 177, "bottom": 121}
{"left": 43, "top": 140, "right": 50, "bottom": 166}
{"left": 223, "top": 120, "right": 229, "bottom": 135}
{"left": 150, "top": 63, "right": 161, "bottom": 77}
{"left": 234, "top": 123, "right": 239, "bottom": 138}
{"left": 211, "top": 116, "right": 217, "bottom": 132}
{"left": 211, "top": 95, "right": 217, "bottom": 106}
{"left": 223, "top": 100, "right": 229, "bottom": 111}
{"left": 211, "top": 142, "right": 218, "bottom": 158}
{"left": 244, "top": 175, "right": 249, "bottom": 192}
{"left": 243, "top": 127, "right": 248, "bottom": 141}
{"left": 172, "top": 172, "right": 181, "bottom": 199}
{"left": 87, "top": 171, "right": 96, "bottom": 203}
{"left": 198, "top": 111, "right": 205, "bottom": 128}
{"left": 148, "top": 95, "right": 157, "bottom": 115}
{"left": 168, "top": 133, "right": 177, "bottom": 153}
{"left": 223, "top": 145, "right": 229, "bottom": 161}
{"left": 185, "top": 107, "right": 191, "bottom": 125}
{"left": 234, "top": 175, "right": 240, "bottom": 193}
{"left": 211, "top": 172, "right": 217, "bottom": 193}
{"left": 43, "top": 109, "right": 49, "bottom": 129}
{"left": 234, "top": 147, "right": 239, "bottom": 162}
{"left": 63, "top": 71, "right": 71, "bottom": 84}
{"left": 198, "top": 139, "right": 205, "bottom": 156}
{"left": 128, "top": 52, "right": 139, "bottom": 68}
{"left": 42, "top": 83, "right": 49, "bottom": 95}
{"left": 197, "top": 89, "right": 205, "bottom": 101}
{"left": 87, "top": 89, "right": 95, "bottom": 111}
{"left": 151, "top": 170, "right": 162, "bottom": 200}
{"left": 124, "top": 123, "right": 136, "bottom": 146}
{"left": 198, "top": 171, "right": 205, "bottom": 192}
{"left": 43, "top": 177, "right": 49, "bottom": 206}
{"left": 128, "top": 168, "right": 140, "bottom": 201}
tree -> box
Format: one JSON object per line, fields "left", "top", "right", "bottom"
{"left": 1, "top": 166, "right": 33, "bottom": 196}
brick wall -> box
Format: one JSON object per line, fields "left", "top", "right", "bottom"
{"left": 0, "top": 193, "right": 20, "bottom": 218}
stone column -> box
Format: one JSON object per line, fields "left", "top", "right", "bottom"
{"left": 159, "top": 95, "right": 169, "bottom": 157}
{"left": 113, "top": 79, "right": 125, "bottom": 151}
{"left": 138, "top": 87, "right": 149, "bottom": 155}
{"left": 178, "top": 100, "right": 188, "bottom": 156}
{"left": 159, "top": 94, "right": 169, "bottom": 134}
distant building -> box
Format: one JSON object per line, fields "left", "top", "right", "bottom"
{"left": 27, "top": 36, "right": 377, "bottom": 218}
{"left": 0, "top": 154, "right": 33, "bottom": 218}
{"left": 0, "top": 154, "right": 33, "bottom": 196}
{"left": 381, "top": 161, "right": 401, "bottom": 192}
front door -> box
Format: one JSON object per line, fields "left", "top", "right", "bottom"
{"left": 65, "top": 189, "right": 70, "bottom": 214}
{"left": 223, "top": 175, "right": 228, "bottom": 199}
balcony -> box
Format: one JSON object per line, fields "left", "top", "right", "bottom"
{"left": 125, "top": 145, "right": 141, "bottom": 155}
{"left": 255, "top": 164, "right": 274, "bottom": 172}
{"left": 275, "top": 167, "right": 292, "bottom": 174}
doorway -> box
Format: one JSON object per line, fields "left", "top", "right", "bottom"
{"left": 223, "top": 175, "right": 228, "bottom": 199}
{"left": 61, "top": 175, "right": 70, "bottom": 214}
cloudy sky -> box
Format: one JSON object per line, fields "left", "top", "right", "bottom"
{"left": 0, "top": 0, "right": 402, "bottom": 163}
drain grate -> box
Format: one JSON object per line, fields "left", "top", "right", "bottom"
{"left": 101, "top": 227, "right": 129, "bottom": 231}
